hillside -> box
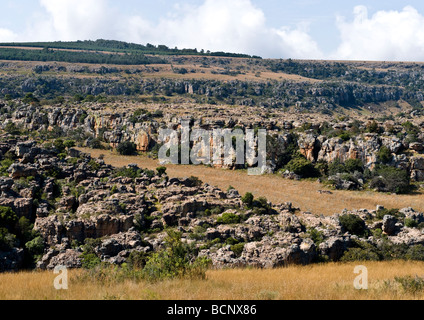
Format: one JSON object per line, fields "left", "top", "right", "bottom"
{"left": 0, "top": 41, "right": 423, "bottom": 115}
{"left": 1, "top": 40, "right": 424, "bottom": 288}
{"left": 0, "top": 39, "right": 259, "bottom": 62}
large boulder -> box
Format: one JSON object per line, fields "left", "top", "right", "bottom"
{"left": 319, "top": 237, "right": 348, "bottom": 261}
{"left": 382, "top": 215, "right": 398, "bottom": 236}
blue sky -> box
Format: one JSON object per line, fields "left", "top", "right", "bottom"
{"left": 2, "top": 0, "right": 424, "bottom": 61}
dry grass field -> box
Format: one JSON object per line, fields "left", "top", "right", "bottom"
{"left": 78, "top": 148, "right": 424, "bottom": 216}
{"left": 1, "top": 261, "right": 424, "bottom": 300}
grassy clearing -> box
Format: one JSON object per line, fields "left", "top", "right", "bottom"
{"left": 2, "top": 261, "right": 424, "bottom": 300}
{"left": 78, "top": 148, "right": 424, "bottom": 216}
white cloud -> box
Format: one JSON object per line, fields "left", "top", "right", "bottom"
{"left": 25, "top": 0, "right": 121, "bottom": 41}
{"left": 126, "top": 0, "right": 323, "bottom": 59}
{"left": 0, "top": 28, "right": 18, "bottom": 42}
{"left": 333, "top": 5, "right": 424, "bottom": 61}
{"left": 6, "top": 0, "right": 322, "bottom": 59}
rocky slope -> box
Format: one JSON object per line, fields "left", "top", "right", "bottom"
{"left": 1, "top": 136, "right": 424, "bottom": 272}
{"left": 2, "top": 101, "right": 424, "bottom": 184}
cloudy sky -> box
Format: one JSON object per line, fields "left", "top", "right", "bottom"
{"left": 2, "top": 0, "right": 424, "bottom": 61}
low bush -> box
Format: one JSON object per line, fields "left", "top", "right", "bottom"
{"left": 216, "top": 212, "right": 241, "bottom": 225}
{"left": 284, "top": 156, "right": 319, "bottom": 178}
{"left": 376, "top": 208, "right": 401, "bottom": 220}
{"left": 241, "top": 192, "right": 254, "bottom": 208}
{"left": 377, "top": 146, "right": 392, "bottom": 164}
{"left": 370, "top": 165, "right": 411, "bottom": 194}
{"left": 405, "top": 218, "right": 419, "bottom": 228}
{"left": 339, "top": 214, "right": 367, "bottom": 237}
{"left": 142, "top": 230, "right": 211, "bottom": 281}
{"left": 156, "top": 166, "right": 167, "bottom": 176}
{"left": 115, "top": 166, "right": 142, "bottom": 179}
{"left": 230, "top": 243, "right": 245, "bottom": 257}
{"left": 117, "top": 141, "right": 137, "bottom": 156}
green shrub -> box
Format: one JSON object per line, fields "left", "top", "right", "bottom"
{"left": 126, "top": 251, "right": 151, "bottom": 269}
{"left": 142, "top": 230, "right": 210, "bottom": 281}
{"left": 377, "top": 146, "right": 392, "bottom": 164}
{"left": 366, "top": 120, "right": 380, "bottom": 133}
{"left": 405, "top": 218, "right": 419, "bottom": 228}
{"left": 53, "top": 139, "right": 66, "bottom": 153}
{"left": 187, "top": 176, "right": 202, "bottom": 187}
{"left": 308, "top": 228, "right": 325, "bottom": 246}
{"left": 376, "top": 208, "right": 400, "bottom": 220}
{"left": 87, "top": 138, "right": 104, "bottom": 149}
{"left": 338, "top": 132, "right": 351, "bottom": 142}
{"left": 216, "top": 212, "right": 241, "bottom": 225}
{"left": 284, "top": 157, "right": 319, "bottom": 178}
{"left": 0, "top": 227, "right": 16, "bottom": 250}
{"left": 156, "top": 166, "right": 167, "bottom": 176}
{"left": 230, "top": 243, "right": 245, "bottom": 257}
{"left": 88, "top": 159, "right": 101, "bottom": 171}
{"left": 225, "top": 237, "right": 239, "bottom": 246}
{"left": 81, "top": 253, "right": 102, "bottom": 269}
{"left": 209, "top": 207, "right": 223, "bottom": 215}
{"left": 0, "top": 159, "right": 13, "bottom": 177}
{"left": 115, "top": 166, "right": 142, "bottom": 179}
{"left": 314, "top": 160, "right": 328, "bottom": 176}
{"left": 0, "top": 206, "right": 18, "bottom": 230}
{"left": 328, "top": 159, "right": 346, "bottom": 176}
{"left": 371, "top": 165, "right": 411, "bottom": 194}
{"left": 241, "top": 192, "right": 254, "bottom": 207}
{"left": 404, "top": 245, "right": 424, "bottom": 261}
{"left": 340, "top": 247, "right": 380, "bottom": 262}
{"left": 339, "top": 214, "right": 367, "bottom": 237}
{"left": 81, "top": 238, "right": 102, "bottom": 269}
{"left": 117, "top": 141, "right": 137, "bottom": 155}
{"left": 63, "top": 140, "right": 76, "bottom": 149}
{"left": 344, "top": 159, "right": 364, "bottom": 173}
{"left": 25, "top": 236, "right": 45, "bottom": 257}
{"left": 110, "top": 185, "right": 118, "bottom": 195}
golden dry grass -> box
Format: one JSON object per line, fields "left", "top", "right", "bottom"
{"left": 78, "top": 148, "right": 424, "bottom": 216}
{"left": 1, "top": 261, "right": 424, "bottom": 300}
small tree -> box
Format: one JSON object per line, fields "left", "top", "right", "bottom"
{"left": 63, "top": 140, "right": 76, "bottom": 149}
{"left": 371, "top": 165, "right": 411, "bottom": 194}
{"left": 366, "top": 121, "right": 380, "bottom": 133}
{"left": 344, "top": 159, "right": 364, "bottom": 173}
{"left": 156, "top": 166, "right": 167, "bottom": 176}
{"left": 241, "top": 192, "right": 254, "bottom": 207}
{"left": 377, "top": 146, "right": 392, "bottom": 164}
{"left": 142, "top": 230, "right": 210, "bottom": 281}
{"left": 216, "top": 212, "right": 241, "bottom": 225}
{"left": 285, "top": 157, "right": 319, "bottom": 178}
{"left": 339, "top": 214, "right": 367, "bottom": 237}
{"left": 117, "top": 141, "right": 137, "bottom": 156}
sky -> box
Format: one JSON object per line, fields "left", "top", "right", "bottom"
{"left": 2, "top": 0, "right": 424, "bottom": 61}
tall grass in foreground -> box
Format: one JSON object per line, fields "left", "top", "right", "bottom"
{"left": 2, "top": 261, "right": 424, "bottom": 300}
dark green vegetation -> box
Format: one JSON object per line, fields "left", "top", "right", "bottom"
{"left": 78, "top": 230, "right": 211, "bottom": 282}
{"left": 0, "top": 206, "right": 43, "bottom": 267}
{"left": 0, "top": 39, "right": 259, "bottom": 62}
{"left": 341, "top": 240, "right": 424, "bottom": 263}
{"left": 0, "top": 40, "right": 423, "bottom": 115}
{"left": 0, "top": 46, "right": 165, "bottom": 65}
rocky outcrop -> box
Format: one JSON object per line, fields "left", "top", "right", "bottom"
{"left": 1, "top": 132, "right": 424, "bottom": 272}
{"left": 2, "top": 98, "right": 423, "bottom": 182}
